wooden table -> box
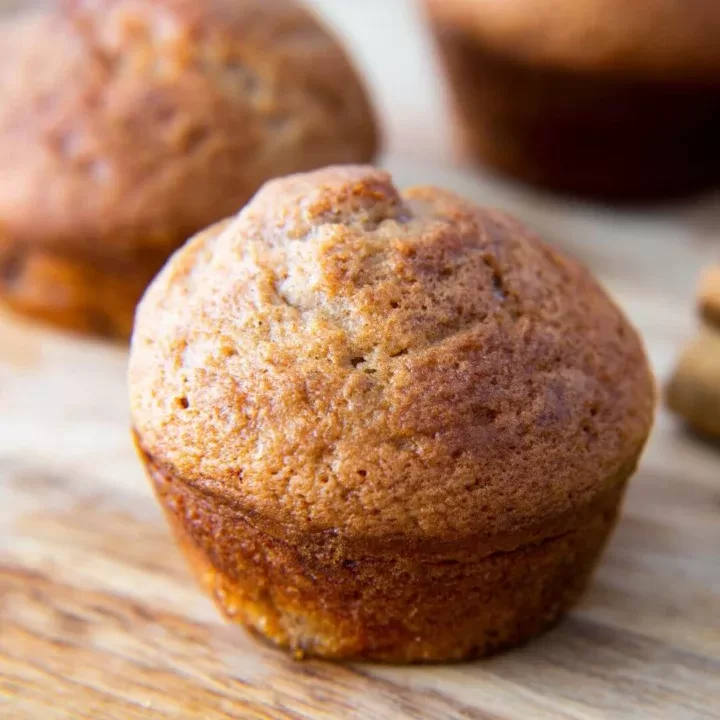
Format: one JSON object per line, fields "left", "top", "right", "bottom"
{"left": 2, "top": 160, "right": 720, "bottom": 719}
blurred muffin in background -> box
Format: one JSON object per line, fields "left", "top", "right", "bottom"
{"left": 0, "top": 0, "right": 378, "bottom": 339}
{"left": 667, "top": 266, "right": 720, "bottom": 439}
{"left": 426, "top": 0, "right": 720, "bottom": 201}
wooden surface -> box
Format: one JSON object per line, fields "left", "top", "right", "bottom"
{"left": 2, "top": 160, "right": 720, "bottom": 720}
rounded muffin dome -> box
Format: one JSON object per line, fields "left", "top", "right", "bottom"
{"left": 130, "top": 166, "right": 654, "bottom": 551}
{"left": 130, "top": 165, "right": 655, "bottom": 661}
{"left": 0, "top": 0, "right": 377, "bottom": 258}
{"left": 427, "top": 0, "right": 720, "bottom": 79}
{"left": 0, "top": 0, "right": 378, "bottom": 340}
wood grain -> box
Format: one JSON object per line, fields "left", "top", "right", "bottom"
{"left": 2, "top": 161, "right": 720, "bottom": 719}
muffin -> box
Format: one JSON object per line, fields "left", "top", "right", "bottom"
{"left": 0, "top": 0, "right": 377, "bottom": 338}
{"left": 129, "top": 166, "right": 655, "bottom": 662}
{"left": 699, "top": 265, "right": 720, "bottom": 328}
{"left": 426, "top": 0, "right": 720, "bottom": 200}
{"left": 667, "top": 265, "right": 720, "bottom": 439}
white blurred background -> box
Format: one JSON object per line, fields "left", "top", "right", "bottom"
{"left": 305, "top": 0, "right": 454, "bottom": 163}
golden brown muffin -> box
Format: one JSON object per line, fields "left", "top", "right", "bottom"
{"left": 666, "top": 266, "right": 720, "bottom": 439}
{"left": 0, "top": 0, "right": 377, "bottom": 338}
{"left": 129, "top": 166, "right": 655, "bottom": 662}
{"left": 698, "top": 265, "right": 720, "bottom": 329}
{"left": 666, "top": 329, "right": 720, "bottom": 439}
{"left": 426, "top": 0, "right": 720, "bottom": 200}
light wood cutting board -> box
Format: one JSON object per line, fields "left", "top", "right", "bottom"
{"left": 2, "top": 160, "right": 720, "bottom": 720}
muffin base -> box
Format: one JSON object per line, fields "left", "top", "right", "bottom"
{"left": 0, "top": 240, "right": 162, "bottom": 339}
{"left": 140, "top": 443, "right": 628, "bottom": 663}
{"left": 434, "top": 26, "right": 720, "bottom": 201}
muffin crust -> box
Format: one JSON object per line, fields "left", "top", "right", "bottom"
{"left": 0, "top": 0, "right": 377, "bottom": 336}
{"left": 142, "top": 444, "right": 630, "bottom": 661}
{"left": 130, "top": 166, "right": 655, "bottom": 659}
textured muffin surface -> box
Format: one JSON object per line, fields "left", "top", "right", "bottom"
{"left": 130, "top": 166, "right": 654, "bottom": 551}
{"left": 0, "top": 0, "right": 377, "bottom": 255}
{"left": 426, "top": 0, "right": 720, "bottom": 200}
{"left": 0, "top": 0, "right": 377, "bottom": 335}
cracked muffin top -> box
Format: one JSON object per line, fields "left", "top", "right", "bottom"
{"left": 0, "top": 0, "right": 377, "bottom": 263}
{"left": 129, "top": 166, "right": 654, "bottom": 549}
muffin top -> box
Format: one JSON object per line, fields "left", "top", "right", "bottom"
{"left": 426, "top": 0, "right": 720, "bottom": 80}
{"left": 130, "top": 166, "right": 654, "bottom": 551}
{"left": 0, "top": 0, "right": 376, "bottom": 264}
